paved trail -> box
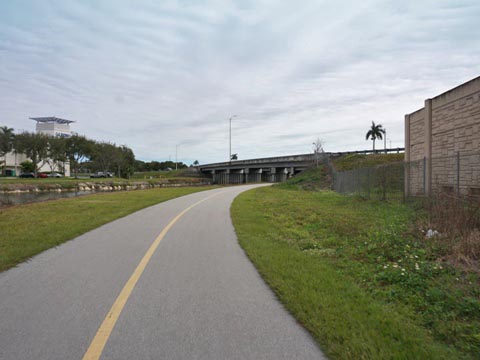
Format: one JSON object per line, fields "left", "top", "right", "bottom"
{"left": 0, "top": 185, "right": 326, "bottom": 359}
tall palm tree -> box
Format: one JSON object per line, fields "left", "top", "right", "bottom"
{"left": 365, "top": 121, "right": 385, "bottom": 151}
{"left": 0, "top": 126, "right": 15, "bottom": 175}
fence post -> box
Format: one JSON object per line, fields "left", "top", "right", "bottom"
{"left": 352, "top": 170, "right": 354, "bottom": 195}
{"left": 456, "top": 151, "right": 460, "bottom": 195}
{"left": 423, "top": 157, "right": 426, "bottom": 195}
{"left": 382, "top": 165, "right": 386, "bottom": 201}
{"left": 332, "top": 170, "right": 335, "bottom": 191}
{"left": 367, "top": 168, "right": 371, "bottom": 199}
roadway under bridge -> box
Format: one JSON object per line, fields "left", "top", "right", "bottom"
{"left": 199, "top": 148, "right": 404, "bottom": 185}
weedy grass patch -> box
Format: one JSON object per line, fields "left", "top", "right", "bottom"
{"left": 333, "top": 153, "right": 404, "bottom": 172}
{"left": 276, "top": 166, "right": 331, "bottom": 191}
{"left": 231, "top": 186, "right": 479, "bottom": 359}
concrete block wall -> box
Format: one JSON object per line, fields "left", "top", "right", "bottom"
{"left": 405, "top": 108, "right": 427, "bottom": 195}
{"left": 408, "top": 108, "right": 426, "bottom": 161}
{"left": 405, "top": 76, "right": 480, "bottom": 195}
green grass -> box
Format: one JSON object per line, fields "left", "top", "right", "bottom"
{"left": 231, "top": 186, "right": 479, "bottom": 359}
{"left": 0, "top": 186, "right": 215, "bottom": 272}
{"left": 333, "top": 153, "right": 404, "bottom": 171}
{"left": 131, "top": 171, "right": 166, "bottom": 179}
{"left": 131, "top": 169, "right": 198, "bottom": 180}
{"left": 277, "top": 166, "right": 330, "bottom": 191}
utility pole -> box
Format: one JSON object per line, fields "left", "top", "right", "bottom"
{"left": 229, "top": 115, "right": 237, "bottom": 162}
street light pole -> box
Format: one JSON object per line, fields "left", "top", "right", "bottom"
{"left": 229, "top": 115, "right": 237, "bottom": 161}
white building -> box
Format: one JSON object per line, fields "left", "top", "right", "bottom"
{"left": 33, "top": 116, "right": 74, "bottom": 138}
{"left": 3, "top": 117, "right": 74, "bottom": 176}
{"left": 4, "top": 151, "right": 28, "bottom": 176}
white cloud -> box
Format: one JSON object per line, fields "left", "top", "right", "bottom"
{"left": 0, "top": 0, "right": 479, "bottom": 163}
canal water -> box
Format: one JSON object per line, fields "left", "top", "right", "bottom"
{"left": 0, "top": 191, "right": 95, "bottom": 207}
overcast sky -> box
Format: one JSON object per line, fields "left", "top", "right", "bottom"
{"left": 1, "top": 1, "right": 479, "bottom": 164}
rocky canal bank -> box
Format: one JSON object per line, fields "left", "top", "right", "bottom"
{"left": 0, "top": 179, "right": 213, "bottom": 207}
{"left": 0, "top": 179, "right": 212, "bottom": 194}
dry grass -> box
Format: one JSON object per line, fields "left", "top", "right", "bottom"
{"left": 425, "top": 193, "right": 480, "bottom": 271}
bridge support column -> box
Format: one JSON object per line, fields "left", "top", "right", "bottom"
{"left": 255, "top": 169, "right": 262, "bottom": 182}
{"left": 239, "top": 169, "right": 245, "bottom": 184}
{"left": 211, "top": 170, "right": 216, "bottom": 184}
{"left": 270, "top": 168, "right": 276, "bottom": 182}
{"left": 279, "top": 168, "right": 288, "bottom": 182}
{"left": 244, "top": 168, "right": 250, "bottom": 183}
{"left": 224, "top": 169, "right": 230, "bottom": 185}
{"left": 288, "top": 167, "right": 295, "bottom": 178}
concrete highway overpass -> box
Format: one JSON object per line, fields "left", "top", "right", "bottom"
{"left": 199, "top": 148, "right": 404, "bottom": 184}
{"left": 199, "top": 153, "right": 316, "bottom": 184}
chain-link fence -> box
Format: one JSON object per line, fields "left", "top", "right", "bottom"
{"left": 430, "top": 151, "right": 480, "bottom": 196}
{"left": 331, "top": 160, "right": 405, "bottom": 201}
{"left": 330, "top": 150, "right": 480, "bottom": 201}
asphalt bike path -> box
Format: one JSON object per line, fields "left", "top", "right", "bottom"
{"left": 0, "top": 185, "right": 326, "bottom": 359}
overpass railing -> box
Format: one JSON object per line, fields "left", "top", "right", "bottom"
{"left": 200, "top": 153, "right": 314, "bottom": 170}
{"left": 199, "top": 148, "right": 405, "bottom": 170}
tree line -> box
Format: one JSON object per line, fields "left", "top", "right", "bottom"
{"left": 133, "top": 160, "right": 189, "bottom": 172}
{"left": 0, "top": 126, "right": 135, "bottom": 178}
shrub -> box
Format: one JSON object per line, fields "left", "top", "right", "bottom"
{"left": 20, "top": 161, "right": 35, "bottom": 173}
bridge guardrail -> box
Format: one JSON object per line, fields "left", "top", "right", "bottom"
{"left": 199, "top": 148, "right": 405, "bottom": 169}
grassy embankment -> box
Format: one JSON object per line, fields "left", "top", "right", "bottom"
{"left": 332, "top": 153, "right": 404, "bottom": 171}
{"left": 330, "top": 153, "right": 406, "bottom": 200}
{"left": 130, "top": 169, "right": 197, "bottom": 179}
{"left": 0, "top": 186, "right": 215, "bottom": 272}
{"left": 231, "top": 166, "right": 479, "bottom": 359}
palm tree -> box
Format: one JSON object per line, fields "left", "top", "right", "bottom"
{"left": 365, "top": 121, "right": 385, "bottom": 151}
{"left": 0, "top": 126, "right": 15, "bottom": 175}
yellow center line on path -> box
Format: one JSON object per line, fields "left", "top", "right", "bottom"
{"left": 82, "top": 190, "right": 229, "bottom": 360}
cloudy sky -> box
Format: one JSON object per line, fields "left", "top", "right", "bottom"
{"left": 1, "top": 1, "right": 479, "bottom": 164}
